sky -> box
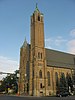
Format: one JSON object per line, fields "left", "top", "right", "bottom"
{"left": 0, "top": 0, "right": 75, "bottom": 79}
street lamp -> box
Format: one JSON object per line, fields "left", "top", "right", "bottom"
{"left": 17, "top": 73, "right": 20, "bottom": 78}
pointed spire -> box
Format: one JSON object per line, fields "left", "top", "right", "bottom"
{"left": 35, "top": 3, "right": 39, "bottom": 12}
{"left": 25, "top": 37, "right": 27, "bottom": 43}
{"left": 22, "top": 37, "right": 27, "bottom": 48}
{"left": 36, "top": 3, "right": 38, "bottom": 10}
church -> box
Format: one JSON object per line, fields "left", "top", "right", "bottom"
{"left": 18, "top": 6, "right": 75, "bottom": 96}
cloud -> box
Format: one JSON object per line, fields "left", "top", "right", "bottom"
{"left": 70, "top": 29, "right": 75, "bottom": 38}
{"left": 66, "top": 29, "right": 75, "bottom": 54}
{"left": 45, "top": 30, "right": 75, "bottom": 55}
{"left": 45, "top": 38, "right": 53, "bottom": 48}
{"left": 54, "top": 36, "right": 67, "bottom": 46}
{"left": 45, "top": 35, "right": 75, "bottom": 55}
{"left": 0, "top": 56, "right": 19, "bottom": 80}
{"left": 67, "top": 39, "right": 75, "bottom": 54}
{"left": 45, "top": 36, "right": 67, "bottom": 49}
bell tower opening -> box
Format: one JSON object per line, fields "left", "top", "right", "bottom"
{"left": 38, "top": 16, "right": 40, "bottom": 21}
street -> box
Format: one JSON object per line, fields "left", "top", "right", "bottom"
{"left": 0, "top": 95, "right": 75, "bottom": 100}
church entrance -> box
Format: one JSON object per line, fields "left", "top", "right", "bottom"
{"left": 40, "top": 91, "right": 43, "bottom": 96}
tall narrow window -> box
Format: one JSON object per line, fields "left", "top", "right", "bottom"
{"left": 47, "top": 71, "right": 50, "bottom": 86}
{"left": 38, "top": 52, "right": 40, "bottom": 59}
{"left": 39, "top": 70, "right": 42, "bottom": 78}
{"left": 40, "top": 83, "right": 42, "bottom": 88}
{"left": 66, "top": 73, "right": 73, "bottom": 88}
{"left": 41, "top": 53, "right": 42, "bottom": 59}
{"left": 61, "top": 73, "right": 65, "bottom": 79}
{"left": 33, "top": 70, "right": 34, "bottom": 78}
{"left": 60, "top": 72, "right": 66, "bottom": 89}
{"left": 38, "top": 52, "right": 42, "bottom": 60}
{"left": 55, "top": 72, "right": 58, "bottom": 87}
{"left": 38, "top": 16, "right": 40, "bottom": 21}
{"left": 72, "top": 70, "right": 75, "bottom": 84}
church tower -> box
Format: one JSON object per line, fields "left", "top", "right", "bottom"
{"left": 31, "top": 5, "right": 44, "bottom": 48}
{"left": 19, "top": 38, "right": 30, "bottom": 94}
{"left": 29, "top": 5, "right": 47, "bottom": 96}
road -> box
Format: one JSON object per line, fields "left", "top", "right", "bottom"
{"left": 0, "top": 95, "right": 75, "bottom": 100}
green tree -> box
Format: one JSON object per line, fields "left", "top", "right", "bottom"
{"left": 59, "top": 73, "right": 67, "bottom": 92}
{"left": 66, "top": 73, "right": 73, "bottom": 92}
{"left": 0, "top": 70, "right": 19, "bottom": 94}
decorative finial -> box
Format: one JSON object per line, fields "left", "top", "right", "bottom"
{"left": 22, "top": 37, "right": 27, "bottom": 47}
{"left": 35, "top": 3, "right": 39, "bottom": 11}
{"left": 36, "top": 3, "right": 38, "bottom": 9}
{"left": 25, "top": 37, "right": 26, "bottom": 42}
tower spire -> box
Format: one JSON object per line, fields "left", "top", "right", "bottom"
{"left": 36, "top": 3, "right": 38, "bottom": 9}
{"left": 22, "top": 37, "right": 27, "bottom": 48}
{"left": 35, "top": 3, "right": 39, "bottom": 12}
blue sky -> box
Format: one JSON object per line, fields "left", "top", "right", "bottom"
{"left": 0, "top": 0, "right": 75, "bottom": 79}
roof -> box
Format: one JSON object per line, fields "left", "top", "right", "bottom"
{"left": 45, "top": 48, "right": 75, "bottom": 69}
{"left": 25, "top": 44, "right": 75, "bottom": 69}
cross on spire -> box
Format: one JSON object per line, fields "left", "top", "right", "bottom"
{"left": 36, "top": 3, "right": 38, "bottom": 9}
{"left": 35, "top": 3, "right": 39, "bottom": 12}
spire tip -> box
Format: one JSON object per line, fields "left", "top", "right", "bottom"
{"left": 36, "top": 3, "right": 38, "bottom": 8}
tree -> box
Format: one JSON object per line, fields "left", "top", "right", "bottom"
{"left": 59, "top": 73, "right": 67, "bottom": 92}
{"left": 0, "top": 70, "right": 19, "bottom": 94}
{"left": 66, "top": 73, "right": 73, "bottom": 92}
{"left": 55, "top": 72, "right": 60, "bottom": 94}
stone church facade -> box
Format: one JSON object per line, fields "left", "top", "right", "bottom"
{"left": 19, "top": 6, "right": 75, "bottom": 96}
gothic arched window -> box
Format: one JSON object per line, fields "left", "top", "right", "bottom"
{"left": 40, "top": 83, "right": 42, "bottom": 88}
{"left": 38, "top": 52, "right": 40, "bottom": 59}
{"left": 55, "top": 72, "right": 58, "bottom": 87}
{"left": 39, "top": 70, "right": 42, "bottom": 78}
{"left": 61, "top": 73, "right": 65, "bottom": 79}
{"left": 41, "top": 53, "right": 42, "bottom": 59}
{"left": 60, "top": 72, "right": 66, "bottom": 89}
{"left": 66, "top": 73, "right": 73, "bottom": 87}
{"left": 38, "top": 16, "right": 40, "bottom": 21}
{"left": 47, "top": 71, "right": 50, "bottom": 86}
{"left": 38, "top": 52, "right": 42, "bottom": 59}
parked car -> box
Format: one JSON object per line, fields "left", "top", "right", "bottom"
{"left": 56, "top": 91, "right": 70, "bottom": 97}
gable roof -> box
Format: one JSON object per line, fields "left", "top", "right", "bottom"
{"left": 45, "top": 48, "right": 75, "bottom": 69}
